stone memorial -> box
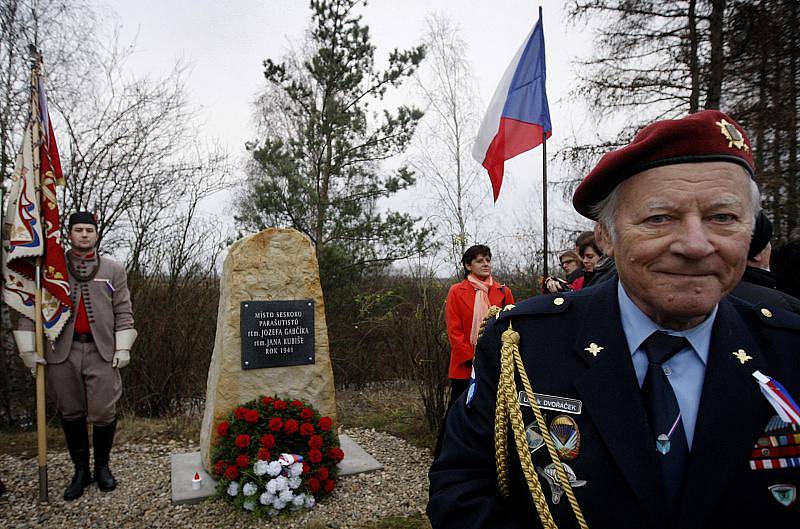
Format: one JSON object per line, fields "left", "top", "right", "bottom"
{"left": 199, "top": 228, "right": 336, "bottom": 472}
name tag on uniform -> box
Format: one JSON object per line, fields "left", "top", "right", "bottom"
{"left": 518, "top": 391, "right": 582, "bottom": 415}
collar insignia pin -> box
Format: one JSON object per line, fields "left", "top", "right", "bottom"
{"left": 584, "top": 343, "right": 603, "bottom": 357}
{"left": 768, "top": 484, "right": 797, "bottom": 507}
{"left": 732, "top": 349, "right": 752, "bottom": 364}
{"left": 716, "top": 119, "right": 750, "bottom": 152}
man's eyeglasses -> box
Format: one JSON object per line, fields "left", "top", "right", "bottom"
{"left": 560, "top": 260, "right": 576, "bottom": 268}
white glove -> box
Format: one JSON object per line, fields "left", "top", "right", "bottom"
{"left": 19, "top": 351, "right": 46, "bottom": 376}
{"left": 13, "top": 331, "right": 44, "bottom": 376}
{"left": 112, "top": 350, "right": 130, "bottom": 369}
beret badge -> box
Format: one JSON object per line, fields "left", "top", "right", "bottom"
{"left": 716, "top": 119, "right": 750, "bottom": 152}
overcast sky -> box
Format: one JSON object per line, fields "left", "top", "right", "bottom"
{"left": 99, "top": 0, "right": 599, "bottom": 268}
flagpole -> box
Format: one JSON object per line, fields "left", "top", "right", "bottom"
{"left": 30, "top": 49, "right": 49, "bottom": 504}
{"left": 542, "top": 134, "right": 548, "bottom": 281}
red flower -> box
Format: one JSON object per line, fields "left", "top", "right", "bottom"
{"left": 224, "top": 466, "right": 239, "bottom": 480}
{"left": 235, "top": 434, "right": 250, "bottom": 449}
{"left": 300, "top": 408, "right": 314, "bottom": 420}
{"left": 317, "top": 467, "right": 329, "bottom": 480}
{"left": 307, "top": 477, "right": 320, "bottom": 493}
{"left": 234, "top": 407, "right": 248, "bottom": 420}
{"left": 289, "top": 399, "right": 303, "bottom": 408}
{"left": 318, "top": 416, "right": 333, "bottom": 432}
{"left": 299, "top": 423, "right": 315, "bottom": 436}
{"left": 236, "top": 454, "right": 251, "bottom": 468}
{"left": 302, "top": 462, "right": 311, "bottom": 475}
{"left": 272, "top": 399, "right": 287, "bottom": 411}
{"left": 327, "top": 447, "right": 345, "bottom": 463}
{"left": 308, "top": 448, "right": 323, "bottom": 463}
{"left": 257, "top": 447, "right": 271, "bottom": 461}
{"left": 284, "top": 419, "right": 299, "bottom": 434}
{"left": 309, "top": 435, "right": 324, "bottom": 449}
{"left": 268, "top": 417, "right": 283, "bottom": 432}
{"left": 261, "top": 396, "right": 273, "bottom": 406}
{"left": 260, "top": 434, "right": 276, "bottom": 448}
{"left": 216, "top": 421, "right": 229, "bottom": 436}
{"left": 323, "top": 479, "right": 335, "bottom": 493}
{"left": 244, "top": 409, "right": 259, "bottom": 424}
{"left": 213, "top": 460, "right": 227, "bottom": 476}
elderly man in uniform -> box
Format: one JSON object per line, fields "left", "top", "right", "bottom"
{"left": 428, "top": 111, "right": 800, "bottom": 528}
{"left": 14, "top": 212, "right": 137, "bottom": 501}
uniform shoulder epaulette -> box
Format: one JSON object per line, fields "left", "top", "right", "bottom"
{"left": 496, "top": 294, "right": 572, "bottom": 321}
{"left": 753, "top": 303, "right": 800, "bottom": 331}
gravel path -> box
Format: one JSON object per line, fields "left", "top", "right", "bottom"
{"left": 0, "top": 428, "right": 432, "bottom": 528}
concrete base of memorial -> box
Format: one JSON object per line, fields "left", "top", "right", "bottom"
{"left": 170, "top": 433, "right": 383, "bottom": 504}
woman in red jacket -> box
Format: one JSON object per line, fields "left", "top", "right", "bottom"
{"left": 444, "top": 245, "right": 514, "bottom": 405}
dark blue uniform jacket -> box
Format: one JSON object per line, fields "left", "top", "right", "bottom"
{"left": 428, "top": 279, "right": 800, "bottom": 529}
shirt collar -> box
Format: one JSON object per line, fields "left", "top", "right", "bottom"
{"left": 618, "top": 281, "right": 715, "bottom": 365}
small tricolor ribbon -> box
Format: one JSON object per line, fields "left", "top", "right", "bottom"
{"left": 753, "top": 370, "right": 800, "bottom": 426}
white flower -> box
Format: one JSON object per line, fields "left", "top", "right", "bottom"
{"left": 243, "top": 500, "right": 256, "bottom": 511}
{"left": 292, "top": 494, "right": 306, "bottom": 507}
{"left": 266, "top": 461, "right": 283, "bottom": 477}
{"left": 273, "top": 475, "right": 289, "bottom": 491}
{"left": 289, "top": 462, "right": 303, "bottom": 477}
{"left": 259, "top": 491, "right": 273, "bottom": 505}
{"left": 305, "top": 495, "right": 316, "bottom": 509}
{"left": 253, "top": 460, "right": 270, "bottom": 476}
{"left": 288, "top": 476, "right": 302, "bottom": 489}
{"left": 273, "top": 499, "right": 287, "bottom": 510}
{"left": 242, "top": 482, "right": 258, "bottom": 496}
{"left": 279, "top": 489, "right": 294, "bottom": 503}
{"left": 226, "top": 481, "right": 239, "bottom": 496}
{"left": 266, "top": 478, "right": 279, "bottom": 494}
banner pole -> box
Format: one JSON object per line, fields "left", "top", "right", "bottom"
{"left": 30, "top": 52, "right": 48, "bottom": 504}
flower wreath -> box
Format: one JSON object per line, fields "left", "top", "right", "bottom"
{"left": 211, "top": 395, "right": 344, "bottom": 515}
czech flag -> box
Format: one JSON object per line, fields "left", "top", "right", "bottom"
{"left": 472, "top": 7, "right": 552, "bottom": 202}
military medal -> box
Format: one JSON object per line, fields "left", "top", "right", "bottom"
{"left": 536, "top": 462, "right": 586, "bottom": 504}
{"left": 525, "top": 421, "right": 545, "bottom": 454}
{"left": 768, "top": 484, "right": 797, "bottom": 507}
{"left": 549, "top": 414, "right": 580, "bottom": 460}
{"left": 749, "top": 415, "right": 800, "bottom": 470}
{"left": 752, "top": 371, "right": 800, "bottom": 426}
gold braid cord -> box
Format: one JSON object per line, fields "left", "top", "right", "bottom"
{"left": 495, "top": 322, "right": 590, "bottom": 529}
{"left": 478, "top": 306, "right": 502, "bottom": 340}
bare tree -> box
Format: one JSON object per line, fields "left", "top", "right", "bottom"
{"left": 412, "top": 13, "right": 489, "bottom": 274}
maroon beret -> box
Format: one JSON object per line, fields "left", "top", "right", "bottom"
{"left": 573, "top": 110, "right": 754, "bottom": 220}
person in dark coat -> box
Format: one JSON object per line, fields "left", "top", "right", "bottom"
{"left": 732, "top": 210, "right": 800, "bottom": 313}
{"left": 428, "top": 110, "right": 800, "bottom": 528}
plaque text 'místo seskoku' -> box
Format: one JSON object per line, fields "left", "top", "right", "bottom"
{"left": 240, "top": 300, "right": 315, "bottom": 369}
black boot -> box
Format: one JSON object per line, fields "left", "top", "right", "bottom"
{"left": 93, "top": 419, "right": 117, "bottom": 491}
{"left": 62, "top": 418, "right": 92, "bottom": 501}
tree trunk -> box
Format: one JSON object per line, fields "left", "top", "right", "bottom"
{"left": 705, "top": 0, "right": 726, "bottom": 109}
{"left": 688, "top": 0, "right": 700, "bottom": 113}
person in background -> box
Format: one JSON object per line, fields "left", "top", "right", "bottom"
{"left": 444, "top": 245, "right": 514, "bottom": 406}
{"left": 732, "top": 210, "right": 800, "bottom": 313}
{"left": 771, "top": 238, "right": 800, "bottom": 300}
{"left": 14, "top": 212, "right": 137, "bottom": 501}
{"left": 570, "top": 237, "right": 603, "bottom": 290}
{"left": 542, "top": 251, "right": 583, "bottom": 294}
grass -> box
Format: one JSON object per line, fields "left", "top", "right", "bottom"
{"left": 0, "top": 379, "right": 438, "bottom": 456}
{"left": 335, "top": 380, "right": 437, "bottom": 451}
{"left": 0, "top": 414, "right": 202, "bottom": 458}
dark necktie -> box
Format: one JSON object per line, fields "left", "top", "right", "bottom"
{"left": 641, "top": 331, "right": 690, "bottom": 514}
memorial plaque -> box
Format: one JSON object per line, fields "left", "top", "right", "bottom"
{"left": 240, "top": 299, "right": 315, "bottom": 369}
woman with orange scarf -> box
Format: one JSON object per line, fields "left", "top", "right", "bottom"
{"left": 444, "top": 245, "right": 514, "bottom": 406}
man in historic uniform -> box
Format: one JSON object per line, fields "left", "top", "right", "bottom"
{"left": 14, "top": 211, "right": 137, "bottom": 501}
{"left": 428, "top": 111, "right": 800, "bottom": 528}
